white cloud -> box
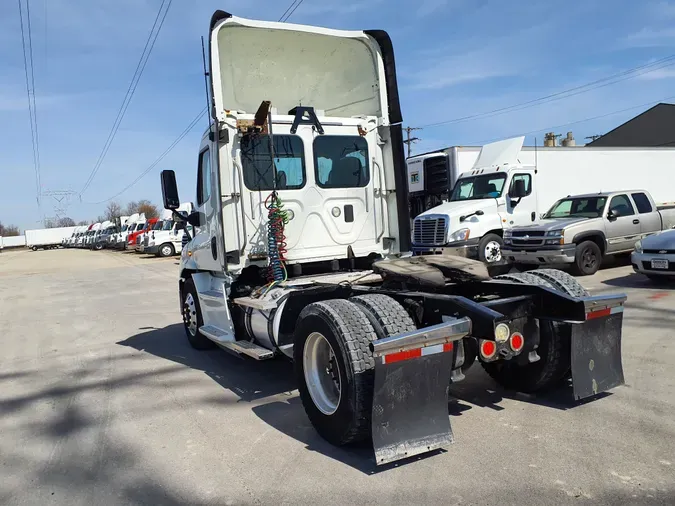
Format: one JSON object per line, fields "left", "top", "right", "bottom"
{"left": 636, "top": 67, "right": 675, "bottom": 80}
{"left": 622, "top": 26, "right": 675, "bottom": 47}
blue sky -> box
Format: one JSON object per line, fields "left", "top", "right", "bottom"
{"left": 3, "top": 0, "right": 675, "bottom": 230}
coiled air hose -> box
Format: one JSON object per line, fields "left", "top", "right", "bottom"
{"left": 265, "top": 191, "right": 289, "bottom": 283}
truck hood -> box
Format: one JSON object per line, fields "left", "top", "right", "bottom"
{"left": 511, "top": 217, "right": 589, "bottom": 232}
{"left": 209, "top": 12, "right": 390, "bottom": 121}
{"left": 418, "top": 199, "right": 499, "bottom": 219}
{"left": 642, "top": 229, "right": 675, "bottom": 249}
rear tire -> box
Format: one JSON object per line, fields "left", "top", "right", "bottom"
{"left": 572, "top": 240, "right": 602, "bottom": 276}
{"left": 294, "top": 299, "right": 376, "bottom": 446}
{"left": 528, "top": 269, "right": 590, "bottom": 298}
{"left": 181, "top": 279, "right": 216, "bottom": 350}
{"left": 483, "top": 270, "right": 572, "bottom": 392}
{"left": 349, "top": 294, "right": 416, "bottom": 340}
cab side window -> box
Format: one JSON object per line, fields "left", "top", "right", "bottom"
{"left": 631, "top": 192, "right": 653, "bottom": 214}
{"left": 609, "top": 194, "right": 635, "bottom": 217}
{"left": 509, "top": 174, "right": 532, "bottom": 196}
{"left": 196, "top": 148, "right": 211, "bottom": 206}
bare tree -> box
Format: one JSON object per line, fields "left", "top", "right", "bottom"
{"left": 136, "top": 200, "right": 159, "bottom": 219}
{"left": 77, "top": 220, "right": 88, "bottom": 226}
{"left": 57, "top": 217, "right": 76, "bottom": 227}
{"left": 0, "top": 222, "right": 21, "bottom": 236}
{"left": 44, "top": 219, "right": 56, "bottom": 228}
{"left": 105, "top": 201, "right": 122, "bottom": 221}
{"left": 124, "top": 201, "right": 139, "bottom": 215}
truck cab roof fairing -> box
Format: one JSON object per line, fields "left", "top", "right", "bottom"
{"left": 209, "top": 13, "right": 395, "bottom": 123}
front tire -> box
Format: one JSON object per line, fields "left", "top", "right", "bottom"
{"left": 158, "top": 243, "right": 175, "bottom": 258}
{"left": 572, "top": 240, "right": 602, "bottom": 276}
{"left": 294, "top": 299, "right": 376, "bottom": 446}
{"left": 181, "top": 279, "right": 215, "bottom": 350}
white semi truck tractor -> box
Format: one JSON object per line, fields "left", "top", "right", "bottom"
{"left": 160, "top": 11, "right": 628, "bottom": 465}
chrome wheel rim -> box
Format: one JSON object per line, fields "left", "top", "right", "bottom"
{"left": 303, "top": 332, "right": 341, "bottom": 415}
{"left": 161, "top": 246, "right": 172, "bottom": 256}
{"left": 485, "top": 241, "right": 502, "bottom": 263}
{"left": 183, "top": 293, "right": 197, "bottom": 337}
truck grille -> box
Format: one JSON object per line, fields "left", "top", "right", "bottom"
{"left": 644, "top": 249, "right": 675, "bottom": 254}
{"left": 413, "top": 217, "right": 447, "bottom": 246}
{"left": 510, "top": 230, "right": 546, "bottom": 247}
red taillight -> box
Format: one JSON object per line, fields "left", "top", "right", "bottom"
{"left": 480, "top": 340, "right": 497, "bottom": 359}
{"left": 510, "top": 332, "right": 524, "bottom": 352}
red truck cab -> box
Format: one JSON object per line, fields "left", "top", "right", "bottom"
{"left": 128, "top": 218, "right": 158, "bottom": 250}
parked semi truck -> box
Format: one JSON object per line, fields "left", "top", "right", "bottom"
{"left": 502, "top": 190, "right": 675, "bottom": 275}
{"left": 25, "top": 226, "right": 77, "bottom": 251}
{"left": 408, "top": 138, "right": 675, "bottom": 272}
{"left": 158, "top": 12, "right": 627, "bottom": 465}
{"left": 144, "top": 204, "right": 193, "bottom": 257}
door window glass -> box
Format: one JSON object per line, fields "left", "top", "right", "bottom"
{"left": 509, "top": 174, "right": 532, "bottom": 196}
{"left": 241, "top": 135, "right": 305, "bottom": 191}
{"left": 197, "top": 148, "right": 211, "bottom": 205}
{"left": 314, "top": 136, "right": 369, "bottom": 188}
{"left": 609, "top": 194, "right": 635, "bottom": 217}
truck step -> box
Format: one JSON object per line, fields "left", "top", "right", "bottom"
{"left": 198, "top": 325, "right": 274, "bottom": 360}
{"left": 234, "top": 296, "right": 278, "bottom": 310}
{"left": 223, "top": 340, "right": 275, "bottom": 360}
{"left": 199, "top": 324, "right": 232, "bottom": 343}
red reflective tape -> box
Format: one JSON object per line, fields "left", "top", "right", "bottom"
{"left": 384, "top": 348, "right": 422, "bottom": 364}
{"left": 586, "top": 308, "right": 611, "bottom": 320}
{"left": 443, "top": 342, "right": 454, "bottom": 352}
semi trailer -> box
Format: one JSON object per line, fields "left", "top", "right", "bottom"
{"left": 160, "top": 11, "right": 627, "bottom": 465}
{"left": 25, "top": 226, "right": 77, "bottom": 251}
{"left": 408, "top": 139, "right": 675, "bottom": 272}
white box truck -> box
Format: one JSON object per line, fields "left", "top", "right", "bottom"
{"left": 25, "top": 226, "right": 77, "bottom": 251}
{"left": 409, "top": 137, "right": 675, "bottom": 272}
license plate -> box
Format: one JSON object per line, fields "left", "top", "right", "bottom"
{"left": 651, "top": 259, "right": 669, "bottom": 269}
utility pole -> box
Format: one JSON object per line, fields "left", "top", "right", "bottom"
{"left": 403, "top": 126, "right": 422, "bottom": 158}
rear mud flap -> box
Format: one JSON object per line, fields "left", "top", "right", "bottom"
{"left": 371, "top": 352, "right": 454, "bottom": 465}
{"left": 570, "top": 310, "right": 625, "bottom": 400}
{"left": 369, "top": 318, "right": 471, "bottom": 465}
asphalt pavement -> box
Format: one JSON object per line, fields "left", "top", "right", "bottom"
{"left": 0, "top": 248, "right": 674, "bottom": 505}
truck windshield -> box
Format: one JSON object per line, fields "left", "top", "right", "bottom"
{"left": 544, "top": 197, "right": 607, "bottom": 219}
{"left": 162, "top": 220, "right": 173, "bottom": 231}
{"left": 135, "top": 223, "right": 144, "bottom": 231}
{"left": 152, "top": 221, "right": 163, "bottom": 231}
{"left": 121, "top": 225, "right": 128, "bottom": 232}
{"left": 241, "top": 134, "right": 305, "bottom": 191}
{"left": 450, "top": 173, "right": 507, "bottom": 201}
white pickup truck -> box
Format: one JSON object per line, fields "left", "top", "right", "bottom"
{"left": 502, "top": 190, "right": 675, "bottom": 275}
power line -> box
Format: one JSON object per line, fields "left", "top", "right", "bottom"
{"left": 84, "top": 107, "right": 208, "bottom": 205}
{"left": 466, "top": 94, "right": 675, "bottom": 146}
{"left": 419, "top": 54, "right": 675, "bottom": 129}
{"left": 79, "top": 0, "right": 174, "bottom": 196}
{"left": 17, "top": 0, "right": 42, "bottom": 212}
{"left": 279, "top": 0, "right": 305, "bottom": 22}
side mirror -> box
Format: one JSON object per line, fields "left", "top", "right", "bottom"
{"left": 509, "top": 179, "right": 527, "bottom": 199}
{"left": 607, "top": 210, "right": 617, "bottom": 220}
{"left": 161, "top": 170, "right": 180, "bottom": 210}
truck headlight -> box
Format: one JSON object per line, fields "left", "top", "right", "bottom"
{"left": 448, "top": 228, "right": 470, "bottom": 242}
{"left": 545, "top": 229, "right": 564, "bottom": 245}
{"left": 635, "top": 240, "right": 643, "bottom": 254}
